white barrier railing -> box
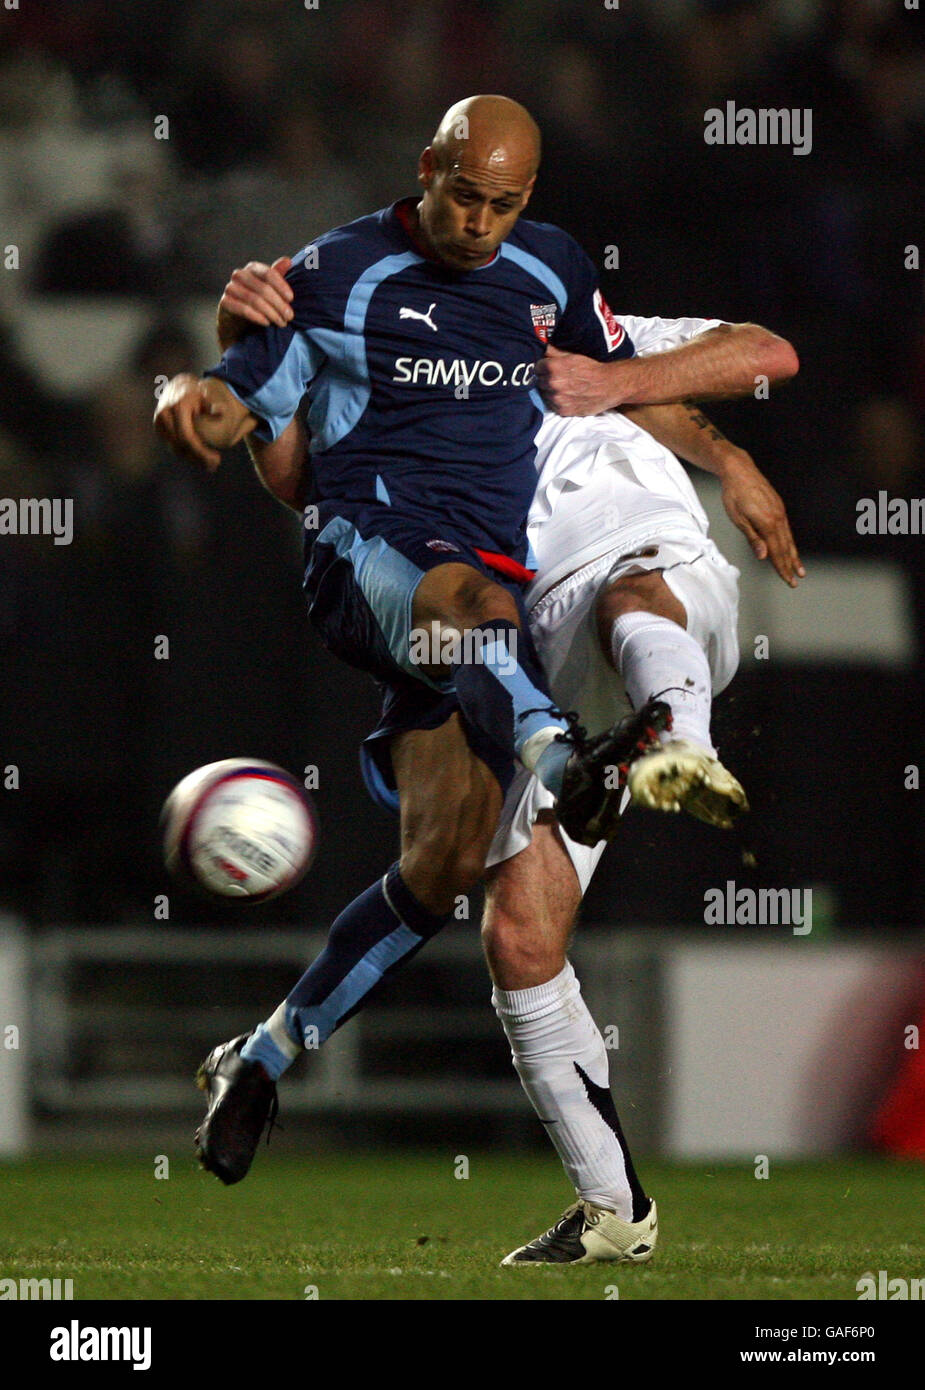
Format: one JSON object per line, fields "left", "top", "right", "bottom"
{"left": 14, "top": 926, "right": 925, "bottom": 1157}
{"left": 0, "top": 917, "right": 29, "bottom": 1157}
{"left": 24, "top": 927, "right": 660, "bottom": 1146}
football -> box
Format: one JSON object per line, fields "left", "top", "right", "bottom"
{"left": 162, "top": 758, "right": 319, "bottom": 900}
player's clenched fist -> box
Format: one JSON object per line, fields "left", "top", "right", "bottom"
{"left": 535, "top": 345, "right": 621, "bottom": 416}
{"left": 154, "top": 373, "right": 256, "bottom": 471}
{"left": 154, "top": 374, "right": 223, "bottom": 470}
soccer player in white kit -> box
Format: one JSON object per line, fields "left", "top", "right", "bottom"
{"left": 486, "top": 313, "right": 802, "bottom": 1264}
{"left": 212, "top": 266, "right": 802, "bottom": 1266}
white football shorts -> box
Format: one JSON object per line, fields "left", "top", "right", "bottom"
{"left": 485, "top": 430, "right": 741, "bottom": 896}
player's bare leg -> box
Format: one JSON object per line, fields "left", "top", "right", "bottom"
{"left": 195, "top": 713, "right": 504, "bottom": 1184}
{"left": 596, "top": 568, "right": 747, "bottom": 828}
{"left": 390, "top": 714, "right": 503, "bottom": 913}
{"left": 482, "top": 824, "right": 657, "bottom": 1265}
{"left": 482, "top": 814, "right": 577, "bottom": 990}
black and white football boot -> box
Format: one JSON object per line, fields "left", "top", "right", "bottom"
{"left": 194, "top": 1032, "right": 279, "bottom": 1185}
{"left": 501, "top": 1197, "right": 658, "bottom": 1267}
{"left": 555, "top": 698, "right": 672, "bottom": 846}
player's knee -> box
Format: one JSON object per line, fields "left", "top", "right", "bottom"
{"left": 402, "top": 815, "right": 491, "bottom": 905}
{"left": 443, "top": 825, "right": 492, "bottom": 893}
{"left": 402, "top": 849, "right": 485, "bottom": 913}
{"left": 481, "top": 909, "right": 565, "bottom": 988}
{"left": 445, "top": 572, "right": 520, "bottom": 632}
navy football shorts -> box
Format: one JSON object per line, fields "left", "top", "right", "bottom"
{"left": 303, "top": 504, "right": 542, "bottom": 813}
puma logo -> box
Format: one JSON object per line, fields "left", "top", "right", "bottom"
{"left": 399, "top": 302, "right": 438, "bottom": 332}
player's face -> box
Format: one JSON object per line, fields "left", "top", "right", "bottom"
{"left": 417, "top": 147, "right": 535, "bottom": 271}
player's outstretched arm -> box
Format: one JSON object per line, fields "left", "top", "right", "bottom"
{"left": 154, "top": 374, "right": 257, "bottom": 471}
{"left": 537, "top": 323, "right": 798, "bottom": 416}
{"left": 624, "top": 399, "right": 805, "bottom": 588}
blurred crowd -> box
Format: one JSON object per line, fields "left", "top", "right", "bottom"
{"left": 1, "top": 0, "right": 924, "bottom": 926}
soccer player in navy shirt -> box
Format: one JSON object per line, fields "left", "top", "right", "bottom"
{"left": 155, "top": 96, "right": 787, "bottom": 1187}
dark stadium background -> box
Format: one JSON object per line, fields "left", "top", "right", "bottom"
{"left": 2, "top": 0, "right": 922, "bottom": 931}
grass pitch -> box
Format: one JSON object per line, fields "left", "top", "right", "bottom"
{"left": 1, "top": 1152, "right": 923, "bottom": 1301}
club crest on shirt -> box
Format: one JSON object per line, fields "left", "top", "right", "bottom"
{"left": 530, "top": 303, "right": 557, "bottom": 343}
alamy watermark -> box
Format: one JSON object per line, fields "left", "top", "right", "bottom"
{"left": 0, "top": 498, "right": 73, "bottom": 546}
{"left": 857, "top": 1270, "right": 924, "bottom": 1300}
{"left": 50, "top": 1321, "right": 151, "bottom": 1370}
{"left": 704, "top": 102, "right": 812, "bottom": 156}
{"left": 1, "top": 1276, "right": 74, "bottom": 1300}
{"left": 856, "top": 491, "right": 925, "bottom": 535}
{"left": 704, "top": 881, "right": 812, "bottom": 934}
{"left": 408, "top": 621, "right": 517, "bottom": 673}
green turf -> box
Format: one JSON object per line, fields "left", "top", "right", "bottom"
{"left": 1, "top": 1152, "right": 922, "bottom": 1300}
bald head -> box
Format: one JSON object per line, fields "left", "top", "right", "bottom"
{"left": 431, "top": 95, "right": 541, "bottom": 181}
{"left": 416, "top": 95, "right": 541, "bottom": 271}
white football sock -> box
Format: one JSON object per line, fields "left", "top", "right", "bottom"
{"left": 610, "top": 610, "right": 714, "bottom": 752}
{"left": 492, "top": 962, "right": 644, "bottom": 1220}
{"left": 262, "top": 1002, "right": 302, "bottom": 1061}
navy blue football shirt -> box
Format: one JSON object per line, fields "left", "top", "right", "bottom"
{"left": 206, "top": 198, "right": 635, "bottom": 564}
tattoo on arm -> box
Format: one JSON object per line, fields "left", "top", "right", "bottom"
{"left": 683, "top": 399, "right": 727, "bottom": 442}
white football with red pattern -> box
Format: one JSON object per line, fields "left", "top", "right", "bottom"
{"left": 162, "top": 759, "right": 318, "bottom": 900}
